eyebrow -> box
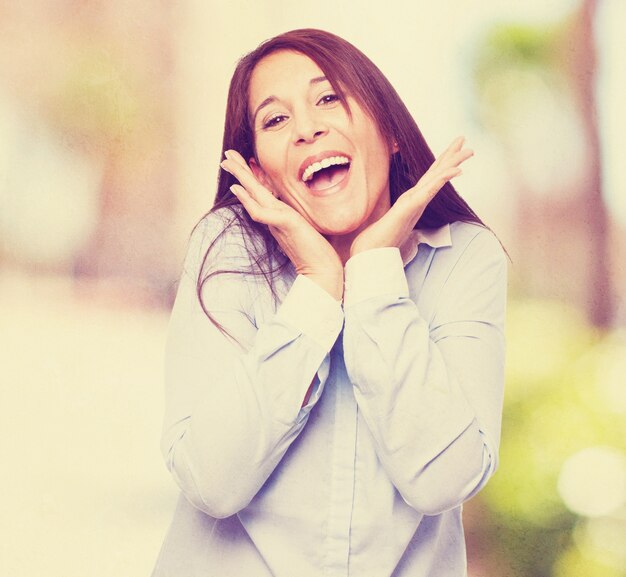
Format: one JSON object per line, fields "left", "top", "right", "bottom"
{"left": 252, "top": 76, "right": 329, "bottom": 124}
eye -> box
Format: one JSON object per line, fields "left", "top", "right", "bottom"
{"left": 317, "top": 93, "right": 340, "bottom": 106}
{"left": 263, "top": 113, "right": 288, "bottom": 129}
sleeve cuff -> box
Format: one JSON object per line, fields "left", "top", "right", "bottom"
{"left": 274, "top": 274, "right": 344, "bottom": 350}
{"left": 344, "top": 247, "right": 409, "bottom": 306}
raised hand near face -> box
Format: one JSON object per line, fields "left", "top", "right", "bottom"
{"left": 221, "top": 150, "right": 344, "bottom": 300}
{"left": 350, "top": 136, "right": 474, "bottom": 258}
{"left": 221, "top": 137, "right": 472, "bottom": 300}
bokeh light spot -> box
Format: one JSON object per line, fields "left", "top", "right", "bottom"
{"left": 558, "top": 446, "right": 626, "bottom": 517}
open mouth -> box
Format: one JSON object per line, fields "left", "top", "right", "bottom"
{"left": 306, "top": 164, "right": 350, "bottom": 191}
{"left": 301, "top": 155, "right": 351, "bottom": 192}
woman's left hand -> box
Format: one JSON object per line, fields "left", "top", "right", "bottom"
{"left": 350, "top": 136, "right": 473, "bottom": 258}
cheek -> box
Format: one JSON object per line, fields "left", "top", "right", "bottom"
{"left": 255, "top": 128, "right": 285, "bottom": 157}
{"left": 255, "top": 158, "right": 299, "bottom": 204}
{"left": 256, "top": 143, "right": 291, "bottom": 186}
{"left": 363, "top": 138, "right": 391, "bottom": 184}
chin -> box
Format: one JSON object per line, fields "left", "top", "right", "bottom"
{"left": 312, "top": 212, "right": 368, "bottom": 238}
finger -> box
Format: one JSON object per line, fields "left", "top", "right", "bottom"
{"left": 222, "top": 151, "right": 280, "bottom": 204}
{"left": 221, "top": 153, "right": 256, "bottom": 185}
{"left": 404, "top": 166, "right": 462, "bottom": 204}
{"left": 224, "top": 148, "right": 250, "bottom": 167}
{"left": 230, "top": 184, "right": 295, "bottom": 229}
{"left": 442, "top": 136, "right": 465, "bottom": 157}
{"left": 431, "top": 136, "right": 468, "bottom": 170}
{"left": 449, "top": 147, "right": 474, "bottom": 167}
{"left": 430, "top": 166, "right": 463, "bottom": 189}
{"left": 221, "top": 158, "right": 278, "bottom": 207}
{"left": 450, "top": 135, "right": 465, "bottom": 151}
{"left": 430, "top": 145, "right": 473, "bottom": 177}
{"left": 223, "top": 149, "right": 265, "bottom": 182}
{"left": 230, "top": 185, "right": 274, "bottom": 224}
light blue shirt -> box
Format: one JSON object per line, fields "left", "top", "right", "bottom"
{"left": 153, "top": 208, "right": 507, "bottom": 577}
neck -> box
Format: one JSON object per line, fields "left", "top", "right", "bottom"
{"left": 327, "top": 233, "right": 355, "bottom": 266}
{"left": 326, "top": 191, "right": 392, "bottom": 265}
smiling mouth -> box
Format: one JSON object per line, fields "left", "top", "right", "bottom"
{"left": 305, "top": 164, "right": 350, "bottom": 191}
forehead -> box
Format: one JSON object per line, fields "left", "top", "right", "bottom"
{"left": 249, "top": 50, "right": 326, "bottom": 105}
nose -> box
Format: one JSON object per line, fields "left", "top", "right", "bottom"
{"left": 293, "top": 109, "right": 327, "bottom": 145}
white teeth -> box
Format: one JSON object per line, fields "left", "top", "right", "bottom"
{"left": 302, "top": 155, "right": 350, "bottom": 182}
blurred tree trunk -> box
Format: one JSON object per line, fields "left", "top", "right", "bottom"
{"left": 571, "top": 0, "right": 612, "bottom": 327}
{"left": 471, "top": 1, "right": 613, "bottom": 328}
{"left": 71, "top": 3, "right": 178, "bottom": 307}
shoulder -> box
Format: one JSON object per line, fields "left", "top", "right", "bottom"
{"left": 183, "top": 206, "right": 260, "bottom": 279}
{"left": 440, "top": 222, "right": 508, "bottom": 295}
{"left": 445, "top": 221, "right": 507, "bottom": 269}
{"left": 416, "top": 221, "right": 506, "bottom": 290}
{"left": 191, "top": 206, "right": 246, "bottom": 250}
{"left": 449, "top": 221, "right": 502, "bottom": 253}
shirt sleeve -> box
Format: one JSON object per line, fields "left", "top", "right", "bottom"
{"left": 342, "top": 229, "right": 507, "bottom": 516}
{"left": 161, "top": 211, "right": 344, "bottom": 518}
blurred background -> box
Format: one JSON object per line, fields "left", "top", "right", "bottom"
{"left": 1, "top": 1, "right": 624, "bottom": 575}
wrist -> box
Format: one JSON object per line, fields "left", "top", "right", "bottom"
{"left": 305, "top": 271, "right": 344, "bottom": 301}
{"left": 344, "top": 247, "right": 408, "bottom": 306}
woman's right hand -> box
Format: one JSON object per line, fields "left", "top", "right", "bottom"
{"left": 220, "top": 150, "right": 344, "bottom": 300}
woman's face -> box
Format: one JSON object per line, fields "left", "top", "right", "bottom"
{"left": 248, "top": 50, "right": 393, "bottom": 237}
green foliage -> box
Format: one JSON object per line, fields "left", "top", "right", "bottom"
{"left": 473, "top": 23, "right": 563, "bottom": 89}
{"left": 470, "top": 21, "right": 572, "bottom": 133}
{"left": 554, "top": 543, "right": 626, "bottom": 577}
{"left": 478, "top": 299, "right": 626, "bottom": 577}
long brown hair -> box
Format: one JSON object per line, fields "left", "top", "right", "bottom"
{"left": 196, "top": 28, "right": 484, "bottom": 333}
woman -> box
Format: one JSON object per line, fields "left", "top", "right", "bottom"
{"left": 154, "top": 29, "right": 507, "bottom": 577}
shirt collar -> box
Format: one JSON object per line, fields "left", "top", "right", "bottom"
{"left": 401, "top": 223, "right": 452, "bottom": 266}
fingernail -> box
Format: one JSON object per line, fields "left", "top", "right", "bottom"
{"left": 229, "top": 185, "right": 239, "bottom": 194}
{"left": 220, "top": 161, "right": 230, "bottom": 172}
{"left": 224, "top": 150, "right": 232, "bottom": 159}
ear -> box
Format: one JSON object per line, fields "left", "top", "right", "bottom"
{"left": 249, "top": 158, "right": 280, "bottom": 198}
{"left": 249, "top": 157, "right": 275, "bottom": 193}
